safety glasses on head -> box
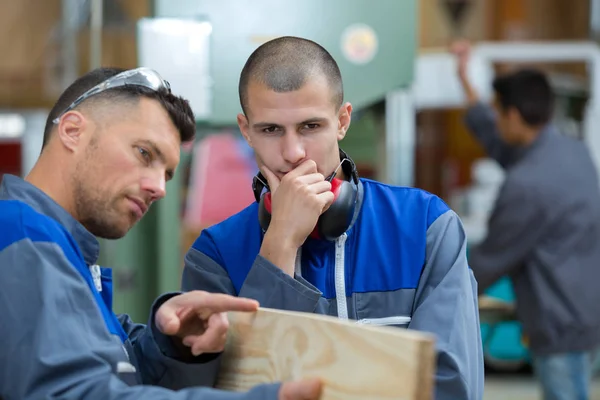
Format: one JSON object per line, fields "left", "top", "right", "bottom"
{"left": 52, "top": 67, "right": 171, "bottom": 124}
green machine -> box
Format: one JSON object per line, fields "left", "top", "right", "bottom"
{"left": 102, "top": 0, "right": 418, "bottom": 321}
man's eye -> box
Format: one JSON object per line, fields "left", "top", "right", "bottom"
{"left": 263, "top": 126, "right": 279, "bottom": 133}
{"left": 138, "top": 147, "right": 151, "bottom": 162}
{"left": 304, "top": 124, "right": 319, "bottom": 130}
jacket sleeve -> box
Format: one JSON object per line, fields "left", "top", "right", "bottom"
{"left": 469, "top": 181, "right": 547, "bottom": 293}
{"left": 464, "top": 102, "right": 518, "bottom": 169}
{"left": 182, "top": 232, "right": 326, "bottom": 313}
{"left": 117, "top": 293, "right": 224, "bottom": 390}
{"left": 0, "top": 238, "right": 280, "bottom": 400}
{"left": 409, "top": 209, "right": 485, "bottom": 400}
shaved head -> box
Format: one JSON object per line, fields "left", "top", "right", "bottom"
{"left": 239, "top": 36, "right": 343, "bottom": 115}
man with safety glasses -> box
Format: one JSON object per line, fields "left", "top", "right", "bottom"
{"left": 0, "top": 67, "right": 321, "bottom": 400}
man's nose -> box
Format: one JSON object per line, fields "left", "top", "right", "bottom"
{"left": 141, "top": 172, "right": 166, "bottom": 202}
{"left": 281, "top": 133, "right": 306, "bottom": 165}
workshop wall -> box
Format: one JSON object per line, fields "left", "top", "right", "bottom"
{"left": 0, "top": 0, "right": 150, "bottom": 109}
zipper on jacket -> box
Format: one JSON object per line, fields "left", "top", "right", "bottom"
{"left": 295, "top": 235, "right": 349, "bottom": 320}
{"left": 122, "top": 344, "right": 130, "bottom": 361}
{"left": 335, "top": 233, "right": 348, "bottom": 320}
{"left": 356, "top": 316, "right": 412, "bottom": 326}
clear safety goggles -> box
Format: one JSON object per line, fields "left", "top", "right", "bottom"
{"left": 52, "top": 67, "right": 171, "bottom": 124}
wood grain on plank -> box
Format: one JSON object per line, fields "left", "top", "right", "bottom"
{"left": 215, "top": 307, "right": 436, "bottom": 400}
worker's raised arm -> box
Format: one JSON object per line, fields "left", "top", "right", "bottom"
{"left": 451, "top": 40, "right": 481, "bottom": 107}
{"left": 450, "top": 40, "right": 517, "bottom": 168}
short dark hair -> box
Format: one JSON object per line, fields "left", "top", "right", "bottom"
{"left": 492, "top": 68, "right": 554, "bottom": 127}
{"left": 42, "top": 67, "right": 195, "bottom": 148}
{"left": 238, "top": 36, "right": 343, "bottom": 115}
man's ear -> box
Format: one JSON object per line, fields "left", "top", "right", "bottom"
{"left": 337, "top": 102, "right": 353, "bottom": 141}
{"left": 237, "top": 113, "right": 252, "bottom": 147}
{"left": 56, "top": 111, "right": 87, "bottom": 152}
{"left": 507, "top": 107, "right": 524, "bottom": 126}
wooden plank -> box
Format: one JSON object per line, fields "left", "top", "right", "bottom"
{"left": 478, "top": 295, "right": 517, "bottom": 325}
{"left": 478, "top": 295, "right": 515, "bottom": 313}
{"left": 216, "top": 308, "right": 436, "bottom": 400}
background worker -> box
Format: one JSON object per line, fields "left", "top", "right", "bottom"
{"left": 452, "top": 40, "right": 600, "bottom": 400}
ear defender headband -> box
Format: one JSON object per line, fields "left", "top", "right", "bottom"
{"left": 252, "top": 149, "right": 360, "bottom": 241}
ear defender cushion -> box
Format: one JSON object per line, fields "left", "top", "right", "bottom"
{"left": 315, "top": 179, "right": 357, "bottom": 241}
{"left": 258, "top": 193, "right": 272, "bottom": 232}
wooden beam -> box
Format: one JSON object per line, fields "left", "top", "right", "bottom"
{"left": 216, "top": 308, "right": 436, "bottom": 400}
{"left": 491, "top": 0, "right": 528, "bottom": 40}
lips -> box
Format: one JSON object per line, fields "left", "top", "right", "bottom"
{"left": 126, "top": 197, "right": 148, "bottom": 219}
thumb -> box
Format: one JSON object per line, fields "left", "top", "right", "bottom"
{"left": 261, "top": 165, "right": 280, "bottom": 193}
{"left": 154, "top": 298, "right": 185, "bottom": 336}
{"left": 280, "top": 378, "right": 323, "bottom": 400}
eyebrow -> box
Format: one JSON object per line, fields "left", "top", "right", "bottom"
{"left": 251, "top": 118, "right": 329, "bottom": 130}
{"left": 252, "top": 122, "right": 283, "bottom": 130}
{"left": 299, "top": 117, "right": 328, "bottom": 126}
{"left": 139, "top": 139, "right": 175, "bottom": 181}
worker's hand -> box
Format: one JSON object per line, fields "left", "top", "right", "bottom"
{"left": 262, "top": 160, "right": 335, "bottom": 248}
{"left": 449, "top": 39, "right": 471, "bottom": 78}
{"left": 154, "top": 291, "right": 259, "bottom": 356}
{"left": 279, "top": 378, "right": 323, "bottom": 400}
{"left": 450, "top": 39, "right": 480, "bottom": 104}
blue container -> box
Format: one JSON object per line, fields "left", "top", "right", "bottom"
{"left": 480, "top": 277, "right": 531, "bottom": 370}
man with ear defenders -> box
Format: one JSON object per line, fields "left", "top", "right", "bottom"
{"left": 181, "top": 36, "right": 484, "bottom": 399}
{"left": 254, "top": 151, "right": 360, "bottom": 244}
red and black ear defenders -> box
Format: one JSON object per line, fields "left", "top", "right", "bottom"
{"left": 252, "top": 150, "right": 360, "bottom": 241}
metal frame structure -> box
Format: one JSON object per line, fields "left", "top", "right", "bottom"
{"left": 389, "top": 41, "right": 600, "bottom": 188}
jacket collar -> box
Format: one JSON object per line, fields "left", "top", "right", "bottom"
{"left": 510, "top": 123, "right": 557, "bottom": 166}
{"left": 0, "top": 174, "right": 100, "bottom": 266}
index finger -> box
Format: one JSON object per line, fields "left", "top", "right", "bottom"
{"left": 291, "top": 159, "right": 318, "bottom": 177}
{"left": 196, "top": 293, "right": 260, "bottom": 314}
{"left": 261, "top": 165, "right": 280, "bottom": 193}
